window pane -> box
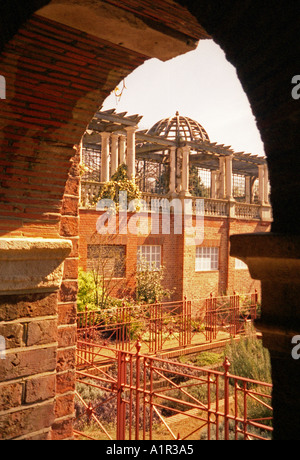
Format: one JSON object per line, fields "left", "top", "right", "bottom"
{"left": 195, "top": 247, "right": 219, "bottom": 271}
{"left": 137, "top": 245, "right": 161, "bottom": 271}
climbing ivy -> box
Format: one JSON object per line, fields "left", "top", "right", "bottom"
{"left": 93, "top": 164, "right": 141, "bottom": 210}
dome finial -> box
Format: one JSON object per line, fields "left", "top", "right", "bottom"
{"left": 176, "top": 111, "right": 179, "bottom": 116}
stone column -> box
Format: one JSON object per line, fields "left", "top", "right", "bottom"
{"left": 169, "top": 146, "right": 177, "bottom": 196}
{"left": 230, "top": 233, "right": 300, "bottom": 440}
{"left": 258, "top": 164, "right": 272, "bottom": 220}
{"left": 219, "top": 157, "right": 226, "bottom": 199}
{"left": 111, "top": 133, "right": 119, "bottom": 176}
{"left": 245, "top": 176, "right": 251, "bottom": 203}
{"left": 264, "top": 163, "right": 269, "bottom": 205}
{"left": 211, "top": 170, "right": 218, "bottom": 199}
{"left": 119, "top": 135, "right": 126, "bottom": 165}
{"left": 100, "top": 132, "right": 110, "bottom": 182}
{"left": 180, "top": 145, "right": 190, "bottom": 196}
{"left": 258, "top": 164, "right": 265, "bottom": 204}
{"left": 225, "top": 155, "right": 235, "bottom": 217}
{"left": 225, "top": 155, "right": 233, "bottom": 199}
{"left": 125, "top": 126, "right": 137, "bottom": 179}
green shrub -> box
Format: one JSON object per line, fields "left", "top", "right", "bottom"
{"left": 77, "top": 269, "right": 102, "bottom": 312}
{"left": 77, "top": 269, "right": 132, "bottom": 312}
{"left": 179, "top": 351, "right": 223, "bottom": 368}
{"left": 224, "top": 332, "right": 272, "bottom": 384}
{"left": 76, "top": 379, "right": 105, "bottom": 401}
{"left": 136, "top": 259, "right": 174, "bottom": 304}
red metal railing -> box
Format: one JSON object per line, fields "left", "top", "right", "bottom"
{"left": 74, "top": 341, "right": 273, "bottom": 441}
{"left": 77, "top": 298, "right": 193, "bottom": 358}
{"left": 204, "top": 291, "right": 258, "bottom": 342}
{"left": 77, "top": 292, "right": 259, "bottom": 358}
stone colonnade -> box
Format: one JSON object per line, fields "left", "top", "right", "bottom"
{"left": 169, "top": 145, "right": 269, "bottom": 204}
{"left": 100, "top": 127, "right": 137, "bottom": 182}
{"left": 98, "top": 123, "right": 269, "bottom": 204}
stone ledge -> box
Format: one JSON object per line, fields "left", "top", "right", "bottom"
{"left": 0, "top": 238, "right": 72, "bottom": 295}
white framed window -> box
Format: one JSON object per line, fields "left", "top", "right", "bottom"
{"left": 235, "top": 258, "right": 248, "bottom": 270}
{"left": 195, "top": 247, "right": 219, "bottom": 272}
{"left": 137, "top": 245, "right": 161, "bottom": 271}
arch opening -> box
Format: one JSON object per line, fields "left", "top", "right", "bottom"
{"left": 0, "top": 0, "right": 299, "bottom": 442}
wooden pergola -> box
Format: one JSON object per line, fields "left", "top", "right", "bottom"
{"left": 82, "top": 109, "right": 269, "bottom": 205}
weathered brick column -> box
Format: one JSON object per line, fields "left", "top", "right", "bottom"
{"left": 0, "top": 238, "right": 72, "bottom": 440}
{"left": 231, "top": 233, "right": 300, "bottom": 440}
{"left": 53, "top": 147, "right": 81, "bottom": 440}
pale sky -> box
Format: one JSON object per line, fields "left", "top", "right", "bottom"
{"left": 102, "top": 39, "right": 265, "bottom": 157}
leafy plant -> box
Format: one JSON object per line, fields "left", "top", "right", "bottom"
{"left": 189, "top": 165, "right": 209, "bottom": 197}
{"left": 92, "top": 163, "right": 141, "bottom": 209}
{"left": 136, "top": 258, "right": 174, "bottom": 304}
{"left": 224, "top": 331, "right": 272, "bottom": 384}
{"left": 224, "top": 331, "right": 273, "bottom": 432}
{"left": 77, "top": 269, "right": 103, "bottom": 312}
{"left": 77, "top": 268, "right": 130, "bottom": 312}
{"left": 179, "top": 351, "right": 223, "bottom": 368}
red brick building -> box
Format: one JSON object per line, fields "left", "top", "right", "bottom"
{"left": 79, "top": 110, "right": 272, "bottom": 302}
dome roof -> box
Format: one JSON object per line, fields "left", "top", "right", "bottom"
{"left": 147, "top": 112, "right": 210, "bottom": 144}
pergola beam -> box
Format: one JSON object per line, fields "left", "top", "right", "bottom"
{"left": 84, "top": 110, "right": 268, "bottom": 180}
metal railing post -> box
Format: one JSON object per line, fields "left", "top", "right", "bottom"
{"left": 117, "top": 350, "right": 126, "bottom": 440}
{"left": 223, "top": 356, "right": 231, "bottom": 440}
{"left": 135, "top": 341, "right": 142, "bottom": 440}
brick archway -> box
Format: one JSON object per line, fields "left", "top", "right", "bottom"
{"left": 0, "top": 0, "right": 299, "bottom": 441}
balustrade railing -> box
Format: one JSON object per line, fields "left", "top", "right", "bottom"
{"left": 202, "top": 198, "right": 228, "bottom": 217}
{"left": 80, "top": 181, "right": 103, "bottom": 207}
{"left": 235, "top": 202, "right": 261, "bottom": 220}
{"left": 80, "top": 181, "right": 272, "bottom": 220}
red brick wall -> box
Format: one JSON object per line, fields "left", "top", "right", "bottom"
{"left": 182, "top": 217, "right": 227, "bottom": 300}
{"left": 0, "top": 14, "right": 147, "bottom": 440}
{"left": 79, "top": 210, "right": 184, "bottom": 301}
{"left": 79, "top": 209, "right": 271, "bottom": 305}
{"left": 183, "top": 216, "right": 271, "bottom": 301}
{"left": 0, "top": 14, "right": 147, "bottom": 237}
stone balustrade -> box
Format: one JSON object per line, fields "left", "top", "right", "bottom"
{"left": 201, "top": 198, "right": 228, "bottom": 217}
{"left": 235, "top": 202, "right": 261, "bottom": 220}
{"left": 80, "top": 181, "right": 272, "bottom": 221}
{"left": 80, "top": 181, "right": 105, "bottom": 208}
